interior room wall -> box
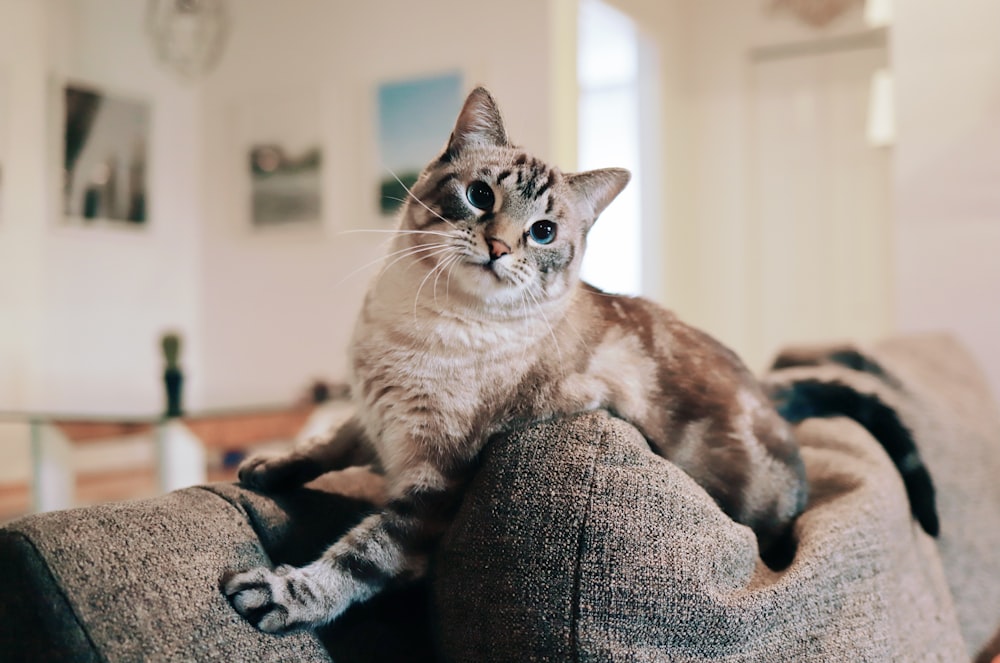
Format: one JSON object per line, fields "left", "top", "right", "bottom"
{"left": 0, "top": 0, "right": 205, "bottom": 496}
{"left": 0, "top": 0, "right": 560, "bottom": 415}
{"left": 0, "top": 0, "right": 203, "bottom": 416}
{"left": 612, "top": 0, "right": 888, "bottom": 371}
{"left": 0, "top": 0, "right": 48, "bottom": 411}
{"left": 0, "top": 1, "right": 50, "bottom": 483}
{"left": 892, "top": 0, "right": 1000, "bottom": 397}
{"left": 619, "top": 0, "right": 998, "bottom": 396}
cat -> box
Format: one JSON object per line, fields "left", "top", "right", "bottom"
{"left": 221, "top": 87, "right": 809, "bottom": 633}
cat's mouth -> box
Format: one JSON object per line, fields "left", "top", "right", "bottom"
{"left": 467, "top": 257, "right": 512, "bottom": 285}
{"left": 481, "top": 261, "right": 504, "bottom": 280}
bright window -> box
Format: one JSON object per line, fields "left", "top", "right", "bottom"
{"left": 577, "top": 0, "right": 643, "bottom": 296}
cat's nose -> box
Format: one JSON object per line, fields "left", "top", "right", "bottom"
{"left": 487, "top": 236, "right": 511, "bottom": 261}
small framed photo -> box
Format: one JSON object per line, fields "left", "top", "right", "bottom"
{"left": 59, "top": 80, "right": 151, "bottom": 227}
{"left": 236, "top": 91, "right": 323, "bottom": 229}
{"left": 376, "top": 71, "right": 463, "bottom": 216}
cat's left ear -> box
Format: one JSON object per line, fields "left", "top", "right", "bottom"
{"left": 443, "top": 87, "right": 509, "bottom": 159}
{"left": 566, "top": 168, "right": 631, "bottom": 229}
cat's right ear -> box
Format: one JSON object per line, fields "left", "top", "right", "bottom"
{"left": 443, "top": 87, "right": 509, "bottom": 159}
{"left": 567, "top": 168, "right": 631, "bottom": 229}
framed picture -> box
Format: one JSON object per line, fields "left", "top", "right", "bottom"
{"left": 376, "top": 71, "right": 463, "bottom": 216}
{"left": 59, "top": 81, "right": 151, "bottom": 226}
{"left": 236, "top": 91, "right": 323, "bottom": 228}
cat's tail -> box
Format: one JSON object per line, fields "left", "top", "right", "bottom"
{"left": 763, "top": 346, "right": 940, "bottom": 538}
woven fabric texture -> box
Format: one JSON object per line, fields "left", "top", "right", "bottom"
{"left": 0, "top": 486, "right": 334, "bottom": 662}
{"left": 433, "top": 333, "right": 1000, "bottom": 662}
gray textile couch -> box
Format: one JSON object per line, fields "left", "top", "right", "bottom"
{"left": 2, "top": 334, "right": 1000, "bottom": 662}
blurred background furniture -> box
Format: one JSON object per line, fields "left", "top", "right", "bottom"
{"left": 0, "top": 398, "right": 349, "bottom": 522}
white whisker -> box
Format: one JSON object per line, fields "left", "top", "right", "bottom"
{"left": 433, "top": 254, "right": 461, "bottom": 303}
{"left": 412, "top": 247, "right": 461, "bottom": 317}
{"left": 334, "top": 241, "right": 453, "bottom": 289}
{"left": 543, "top": 283, "right": 587, "bottom": 347}
{"left": 381, "top": 164, "right": 459, "bottom": 230}
{"left": 336, "top": 228, "right": 455, "bottom": 240}
{"left": 432, "top": 254, "right": 461, "bottom": 304}
{"left": 335, "top": 228, "right": 456, "bottom": 258}
{"left": 341, "top": 227, "right": 456, "bottom": 256}
{"left": 533, "top": 280, "right": 586, "bottom": 349}
{"left": 522, "top": 283, "right": 562, "bottom": 361}
{"left": 444, "top": 253, "right": 462, "bottom": 301}
{"left": 517, "top": 290, "right": 533, "bottom": 368}
{"left": 379, "top": 242, "right": 454, "bottom": 280}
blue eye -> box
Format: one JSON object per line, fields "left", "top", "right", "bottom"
{"left": 528, "top": 220, "right": 557, "bottom": 245}
{"left": 466, "top": 180, "right": 495, "bottom": 211}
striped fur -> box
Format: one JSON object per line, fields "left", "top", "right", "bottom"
{"left": 222, "top": 88, "right": 809, "bottom": 632}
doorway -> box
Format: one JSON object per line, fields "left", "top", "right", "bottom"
{"left": 749, "top": 39, "right": 892, "bottom": 362}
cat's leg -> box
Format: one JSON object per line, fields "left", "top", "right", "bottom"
{"left": 238, "top": 414, "right": 376, "bottom": 492}
{"left": 222, "top": 459, "right": 462, "bottom": 631}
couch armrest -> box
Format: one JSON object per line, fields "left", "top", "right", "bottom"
{"left": 432, "top": 333, "right": 1000, "bottom": 662}
{"left": 0, "top": 486, "right": 333, "bottom": 662}
{"left": 0, "top": 529, "right": 99, "bottom": 662}
{"left": 432, "top": 403, "right": 972, "bottom": 661}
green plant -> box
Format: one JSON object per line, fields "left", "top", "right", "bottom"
{"left": 161, "top": 332, "right": 182, "bottom": 369}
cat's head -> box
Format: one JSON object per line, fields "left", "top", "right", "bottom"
{"left": 397, "top": 87, "right": 629, "bottom": 309}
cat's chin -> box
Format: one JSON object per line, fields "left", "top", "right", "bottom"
{"left": 455, "top": 260, "right": 527, "bottom": 305}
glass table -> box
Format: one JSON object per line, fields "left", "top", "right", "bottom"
{"left": 0, "top": 400, "right": 351, "bottom": 521}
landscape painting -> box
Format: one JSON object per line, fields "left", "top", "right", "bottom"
{"left": 241, "top": 93, "right": 323, "bottom": 227}
{"left": 377, "top": 71, "right": 463, "bottom": 215}
{"left": 62, "top": 83, "right": 150, "bottom": 225}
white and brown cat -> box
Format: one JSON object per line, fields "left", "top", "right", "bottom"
{"left": 222, "top": 87, "right": 809, "bottom": 633}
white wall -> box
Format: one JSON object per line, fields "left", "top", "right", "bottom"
{"left": 615, "top": 0, "right": 999, "bottom": 397}
{"left": 0, "top": 0, "right": 48, "bottom": 410}
{"left": 0, "top": 2, "right": 48, "bottom": 481}
{"left": 0, "top": 0, "right": 203, "bottom": 415}
{"left": 613, "top": 0, "right": 890, "bottom": 370}
{"left": 892, "top": 0, "right": 1000, "bottom": 398}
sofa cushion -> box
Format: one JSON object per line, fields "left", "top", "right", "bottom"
{"left": 873, "top": 334, "right": 1000, "bottom": 654}
{"left": 204, "top": 481, "right": 437, "bottom": 663}
{"left": 432, "top": 334, "right": 1000, "bottom": 661}
{"left": 0, "top": 530, "right": 99, "bottom": 663}
{"left": 0, "top": 486, "right": 334, "bottom": 662}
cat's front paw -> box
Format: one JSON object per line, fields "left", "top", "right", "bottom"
{"left": 237, "top": 451, "right": 309, "bottom": 492}
{"left": 221, "top": 565, "right": 327, "bottom": 633}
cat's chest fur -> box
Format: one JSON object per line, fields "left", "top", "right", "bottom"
{"left": 348, "top": 270, "right": 671, "bottom": 472}
{"left": 349, "top": 275, "right": 556, "bottom": 466}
